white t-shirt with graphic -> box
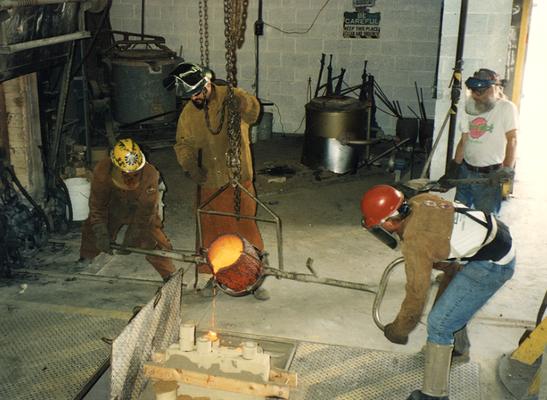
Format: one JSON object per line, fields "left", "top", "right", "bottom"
{"left": 459, "top": 98, "right": 519, "bottom": 167}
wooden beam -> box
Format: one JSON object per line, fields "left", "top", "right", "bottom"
{"left": 143, "top": 363, "right": 291, "bottom": 399}
{"left": 269, "top": 367, "right": 298, "bottom": 388}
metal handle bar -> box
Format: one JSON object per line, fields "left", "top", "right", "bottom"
{"left": 372, "top": 257, "right": 405, "bottom": 331}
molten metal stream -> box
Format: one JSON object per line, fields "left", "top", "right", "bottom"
{"left": 208, "top": 234, "right": 244, "bottom": 273}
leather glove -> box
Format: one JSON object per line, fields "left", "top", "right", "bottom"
{"left": 491, "top": 166, "right": 515, "bottom": 184}
{"left": 384, "top": 322, "right": 409, "bottom": 345}
{"left": 91, "top": 223, "right": 112, "bottom": 254}
{"left": 186, "top": 167, "right": 208, "bottom": 185}
{"left": 437, "top": 160, "right": 462, "bottom": 189}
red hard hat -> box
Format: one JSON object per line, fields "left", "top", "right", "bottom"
{"left": 360, "top": 185, "right": 405, "bottom": 228}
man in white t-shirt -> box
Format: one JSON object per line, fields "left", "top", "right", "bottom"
{"left": 449, "top": 68, "right": 519, "bottom": 215}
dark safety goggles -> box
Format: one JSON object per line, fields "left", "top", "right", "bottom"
{"left": 361, "top": 218, "right": 400, "bottom": 250}
{"left": 465, "top": 77, "right": 498, "bottom": 94}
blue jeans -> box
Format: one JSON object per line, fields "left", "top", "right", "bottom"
{"left": 455, "top": 163, "right": 502, "bottom": 215}
{"left": 427, "top": 257, "right": 515, "bottom": 345}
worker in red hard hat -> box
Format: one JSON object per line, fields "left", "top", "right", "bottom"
{"left": 80, "top": 139, "right": 176, "bottom": 281}
{"left": 360, "top": 184, "right": 515, "bottom": 400}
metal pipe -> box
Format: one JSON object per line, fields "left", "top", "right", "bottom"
{"left": 0, "top": 0, "right": 85, "bottom": 8}
{"left": 372, "top": 257, "right": 405, "bottom": 331}
{"left": 109, "top": 243, "right": 204, "bottom": 264}
{"left": 0, "top": 84, "right": 10, "bottom": 163}
{"left": 446, "top": 0, "right": 468, "bottom": 170}
{"left": 0, "top": 31, "right": 90, "bottom": 54}
{"left": 141, "top": 0, "right": 145, "bottom": 38}
{"left": 263, "top": 267, "right": 377, "bottom": 294}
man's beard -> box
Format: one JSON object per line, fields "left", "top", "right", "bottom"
{"left": 475, "top": 97, "right": 497, "bottom": 113}
{"left": 465, "top": 95, "right": 498, "bottom": 115}
{"left": 192, "top": 98, "right": 205, "bottom": 110}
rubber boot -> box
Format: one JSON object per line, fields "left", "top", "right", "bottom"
{"left": 252, "top": 287, "right": 270, "bottom": 301}
{"left": 406, "top": 342, "right": 453, "bottom": 400}
{"left": 452, "top": 326, "right": 470, "bottom": 362}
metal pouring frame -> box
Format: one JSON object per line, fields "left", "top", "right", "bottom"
{"left": 196, "top": 179, "right": 378, "bottom": 295}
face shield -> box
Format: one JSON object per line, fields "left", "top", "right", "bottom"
{"left": 361, "top": 218, "right": 400, "bottom": 250}
{"left": 173, "top": 75, "right": 208, "bottom": 99}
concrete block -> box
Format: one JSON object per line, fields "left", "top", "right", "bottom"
{"left": 261, "top": 51, "right": 282, "bottom": 67}
{"left": 146, "top": 18, "right": 174, "bottom": 35}
{"left": 323, "top": 39, "right": 351, "bottom": 56}
{"left": 267, "top": 66, "right": 294, "bottom": 82}
{"left": 109, "top": 3, "right": 135, "bottom": 19}
{"left": 294, "top": 38, "right": 323, "bottom": 54}
{"left": 395, "top": 56, "right": 424, "bottom": 72}
{"left": 266, "top": 37, "right": 296, "bottom": 53}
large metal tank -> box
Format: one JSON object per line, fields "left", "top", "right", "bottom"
{"left": 106, "top": 47, "right": 181, "bottom": 125}
{"left": 301, "top": 96, "right": 367, "bottom": 174}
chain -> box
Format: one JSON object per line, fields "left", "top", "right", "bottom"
{"left": 198, "top": 0, "right": 210, "bottom": 67}
{"left": 203, "top": 93, "right": 226, "bottom": 135}
{"left": 223, "top": 0, "right": 249, "bottom": 215}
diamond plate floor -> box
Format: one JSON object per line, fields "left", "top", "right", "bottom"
{"left": 0, "top": 306, "right": 127, "bottom": 400}
{"left": 289, "top": 342, "right": 481, "bottom": 400}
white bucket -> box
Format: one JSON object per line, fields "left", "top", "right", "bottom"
{"left": 64, "top": 177, "right": 91, "bottom": 221}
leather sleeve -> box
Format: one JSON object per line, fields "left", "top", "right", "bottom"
{"left": 88, "top": 158, "right": 113, "bottom": 226}
{"left": 391, "top": 194, "right": 453, "bottom": 336}
{"left": 132, "top": 165, "right": 161, "bottom": 228}
{"left": 234, "top": 87, "right": 261, "bottom": 125}
{"left": 174, "top": 107, "right": 200, "bottom": 177}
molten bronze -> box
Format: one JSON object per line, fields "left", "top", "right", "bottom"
{"left": 207, "top": 233, "right": 264, "bottom": 295}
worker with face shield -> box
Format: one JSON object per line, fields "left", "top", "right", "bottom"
{"left": 163, "top": 62, "right": 269, "bottom": 300}
{"left": 79, "top": 139, "right": 176, "bottom": 281}
{"left": 442, "top": 68, "right": 519, "bottom": 215}
{"left": 360, "top": 185, "right": 515, "bottom": 400}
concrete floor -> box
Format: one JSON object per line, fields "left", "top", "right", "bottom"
{"left": 1, "top": 134, "right": 545, "bottom": 399}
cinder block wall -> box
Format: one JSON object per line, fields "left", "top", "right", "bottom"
{"left": 110, "top": 0, "right": 442, "bottom": 135}
{"left": 430, "top": 0, "right": 513, "bottom": 179}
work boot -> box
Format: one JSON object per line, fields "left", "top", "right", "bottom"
{"left": 252, "top": 287, "right": 270, "bottom": 301}
{"left": 77, "top": 257, "right": 92, "bottom": 268}
{"left": 452, "top": 326, "right": 470, "bottom": 363}
{"left": 406, "top": 390, "right": 448, "bottom": 399}
{"left": 415, "top": 342, "right": 453, "bottom": 399}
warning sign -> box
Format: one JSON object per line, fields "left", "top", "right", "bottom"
{"left": 343, "top": 11, "right": 381, "bottom": 39}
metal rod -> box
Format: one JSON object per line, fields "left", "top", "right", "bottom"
{"left": 0, "top": 31, "right": 90, "bottom": 54}
{"left": 363, "top": 138, "right": 411, "bottom": 167}
{"left": 420, "top": 106, "right": 451, "bottom": 178}
{"left": 109, "top": 243, "right": 205, "bottom": 263}
{"left": 0, "top": 0, "right": 85, "bottom": 8}
{"left": 196, "top": 179, "right": 284, "bottom": 271}
{"left": 141, "top": 0, "right": 145, "bottom": 38}
{"left": 51, "top": 42, "right": 75, "bottom": 173}
{"left": 314, "top": 53, "right": 326, "bottom": 97}
{"left": 446, "top": 0, "right": 468, "bottom": 170}
{"left": 372, "top": 257, "right": 405, "bottom": 331}
{"left": 264, "top": 267, "right": 377, "bottom": 294}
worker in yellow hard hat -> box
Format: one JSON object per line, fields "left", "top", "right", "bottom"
{"left": 79, "top": 138, "right": 176, "bottom": 281}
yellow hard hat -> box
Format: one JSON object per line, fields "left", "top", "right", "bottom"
{"left": 110, "top": 139, "right": 146, "bottom": 172}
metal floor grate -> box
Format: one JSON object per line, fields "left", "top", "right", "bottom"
{"left": 289, "top": 342, "right": 480, "bottom": 400}
{"left": 0, "top": 306, "right": 126, "bottom": 400}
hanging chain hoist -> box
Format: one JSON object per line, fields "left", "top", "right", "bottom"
{"left": 198, "top": 0, "right": 210, "bottom": 68}
{"left": 223, "top": 0, "right": 249, "bottom": 215}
